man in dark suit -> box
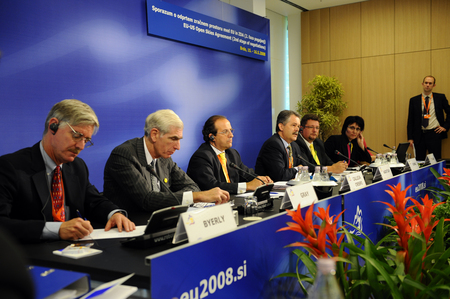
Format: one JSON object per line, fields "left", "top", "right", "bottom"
{"left": 104, "top": 110, "right": 230, "bottom": 216}
{"left": 407, "top": 75, "right": 450, "bottom": 160}
{"left": 255, "top": 110, "right": 304, "bottom": 181}
{"left": 187, "top": 115, "right": 272, "bottom": 194}
{"left": 295, "top": 114, "right": 347, "bottom": 173}
{"left": 0, "top": 99, "right": 135, "bottom": 243}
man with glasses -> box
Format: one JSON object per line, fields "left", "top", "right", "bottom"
{"left": 103, "top": 110, "right": 230, "bottom": 218}
{"left": 187, "top": 115, "right": 272, "bottom": 194}
{"left": 0, "top": 99, "right": 136, "bottom": 243}
{"left": 295, "top": 114, "right": 347, "bottom": 173}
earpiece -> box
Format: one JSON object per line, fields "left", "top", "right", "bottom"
{"left": 209, "top": 135, "right": 215, "bottom": 141}
{"left": 49, "top": 122, "right": 59, "bottom": 135}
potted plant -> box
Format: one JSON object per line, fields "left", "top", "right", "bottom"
{"left": 275, "top": 182, "right": 450, "bottom": 298}
{"left": 297, "top": 75, "right": 347, "bottom": 140}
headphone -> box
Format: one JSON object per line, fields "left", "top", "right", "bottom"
{"left": 49, "top": 122, "right": 59, "bottom": 135}
{"left": 209, "top": 135, "right": 215, "bottom": 141}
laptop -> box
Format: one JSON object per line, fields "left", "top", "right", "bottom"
{"left": 396, "top": 142, "right": 410, "bottom": 163}
{"left": 121, "top": 205, "right": 189, "bottom": 248}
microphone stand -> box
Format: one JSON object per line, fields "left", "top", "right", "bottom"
{"left": 146, "top": 165, "right": 181, "bottom": 205}
{"left": 229, "top": 162, "right": 265, "bottom": 184}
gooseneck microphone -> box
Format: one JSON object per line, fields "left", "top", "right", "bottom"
{"left": 383, "top": 144, "right": 394, "bottom": 151}
{"left": 366, "top": 147, "right": 379, "bottom": 154}
{"left": 229, "top": 162, "right": 265, "bottom": 184}
{"left": 334, "top": 150, "right": 367, "bottom": 171}
{"left": 146, "top": 165, "right": 181, "bottom": 205}
{"left": 296, "top": 154, "right": 317, "bottom": 170}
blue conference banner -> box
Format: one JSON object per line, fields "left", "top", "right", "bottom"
{"left": 146, "top": 0, "right": 269, "bottom": 61}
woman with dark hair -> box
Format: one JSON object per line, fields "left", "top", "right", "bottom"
{"left": 324, "top": 116, "right": 372, "bottom": 166}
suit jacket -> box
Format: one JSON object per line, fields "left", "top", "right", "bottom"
{"left": 104, "top": 137, "right": 200, "bottom": 215}
{"left": 295, "top": 136, "right": 334, "bottom": 173}
{"left": 187, "top": 143, "right": 256, "bottom": 194}
{"left": 255, "top": 133, "right": 303, "bottom": 181}
{"left": 324, "top": 135, "right": 372, "bottom": 166}
{"left": 0, "top": 142, "right": 118, "bottom": 243}
{"left": 407, "top": 93, "right": 450, "bottom": 142}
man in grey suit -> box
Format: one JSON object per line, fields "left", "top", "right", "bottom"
{"left": 104, "top": 109, "right": 230, "bottom": 217}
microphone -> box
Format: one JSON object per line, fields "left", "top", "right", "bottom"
{"left": 383, "top": 144, "right": 394, "bottom": 151}
{"left": 296, "top": 154, "right": 317, "bottom": 170}
{"left": 229, "top": 162, "right": 265, "bottom": 184}
{"left": 334, "top": 150, "right": 367, "bottom": 171}
{"left": 366, "top": 147, "right": 379, "bottom": 154}
{"left": 146, "top": 165, "right": 181, "bottom": 205}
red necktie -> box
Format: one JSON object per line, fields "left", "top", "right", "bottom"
{"left": 51, "top": 166, "right": 65, "bottom": 222}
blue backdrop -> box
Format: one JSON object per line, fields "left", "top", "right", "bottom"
{"left": 0, "top": 0, "right": 272, "bottom": 190}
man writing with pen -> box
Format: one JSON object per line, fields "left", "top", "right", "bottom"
{"left": 187, "top": 115, "right": 272, "bottom": 194}
{"left": 0, "top": 99, "right": 135, "bottom": 243}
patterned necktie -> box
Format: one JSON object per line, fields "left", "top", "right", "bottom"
{"left": 310, "top": 143, "right": 320, "bottom": 165}
{"left": 150, "top": 160, "right": 160, "bottom": 191}
{"left": 51, "top": 165, "right": 65, "bottom": 222}
{"left": 287, "top": 144, "right": 293, "bottom": 168}
{"left": 217, "top": 153, "right": 230, "bottom": 183}
{"left": 423, "top": 96, "right": 430, "bottom": 128}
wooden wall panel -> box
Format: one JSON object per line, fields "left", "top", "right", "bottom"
{"left": 301, "top": 62, "right": 331, "bottom": 95}
{"left": 301, "top": 10, "right": 330, "bottom": 64}
{"left": 361, "top": 55, "right": 395, "bottom": 152}
{"left": 330, "top": 59, "right": 362, "bottom": 130}
{"left": 301, "top": 11, "right": 310, "bottom": 64}
{"left": 394, "top": 52, "right": 431, "bottom": 158}
{"left": 395, "top": 0, "right": 431, "bottom": 53}
{"left": 330, "top": 3, "right": 361, "bottom": 60}
{"left": 432, "top": 49, "right": 450, "bottom": 158}
{"left": 361, "top": 0, "right": 395, "bottom": 57}
{"left": 431, "top": 0, "right": 450, "bottom": 50}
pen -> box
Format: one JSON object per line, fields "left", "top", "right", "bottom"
{"left": 76, "top": 209, "right": 87, "bottom": 220}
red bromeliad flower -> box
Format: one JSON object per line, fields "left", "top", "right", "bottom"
{"left": 437, "top": 167, "right": 450, "bottom": 184}
{"left": 278, "top": 203, "right": 345, "bottom": 259}
{"left": 410, "top": 194, "right": 447, "bottom": 244}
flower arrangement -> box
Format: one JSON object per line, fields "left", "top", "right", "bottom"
{"left": 276, "top": 183, "right": 450, "bottom": 299}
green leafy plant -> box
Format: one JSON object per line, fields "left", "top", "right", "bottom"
{"left": 297, "top": 75, "right": 347, "bottom": 140}
{"left": 275, "top": 183, "right": 450, "bottom": 299}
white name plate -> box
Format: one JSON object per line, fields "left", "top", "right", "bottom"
{"left": 426, "top": 153, "right": 437, "bottom": 165}
{"left": 407, "top": 158, "right": 419, "bottom": 171}
{"left": 280, "top": 182, "right": 317, "bottom": 210}
{"left": 344, "top": 171, "right": 366, "bottom": 191}
{"left": 177, "top": 203, "right": 237, "bottom": 244}
{"left": 373, "top": 164, "right": 393, "bottom": 181}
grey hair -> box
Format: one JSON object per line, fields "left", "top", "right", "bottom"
{"left": 43, "top": 99, "right": 99, "bottom": 135}
{"left": 144, "top": 109, "right": 184, "bottom": 137}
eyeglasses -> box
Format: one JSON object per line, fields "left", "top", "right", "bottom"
{"left": 304, "top": 125, "right": 320, "bottom": 130}
{"left": 217, "top": 129, "right": 235, "bottom": 135}
{"left": 348, "top": 126, "right": 361, "bottom": 132}
{"left": 66, "top": 123, "right": 94, "bottom": 148}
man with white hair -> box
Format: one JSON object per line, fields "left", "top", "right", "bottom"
{"left": 0, "top": 99, "right": 136, "bottom": 243}
{"left": 104, "top": 109, "right": 230, "bottom": 216}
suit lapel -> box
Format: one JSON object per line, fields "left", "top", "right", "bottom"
{"left": 30, "top": 143, "right": 52, "bottom": 218}
{"left": 136, "top": 138, "right": 152, "bottom": 183}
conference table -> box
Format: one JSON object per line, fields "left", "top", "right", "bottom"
{"left": 22, "top": 161, "right": 445, "bottom": 299}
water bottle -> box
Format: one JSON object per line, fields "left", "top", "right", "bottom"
{"left": 374, "top": 153, "right": 382, "bottom": 165}
{"left": 392, "top": 145, "right": 396, "bottom": 154}
{"left": 299, "top": 166, "right": 311, "bottom": 183}
{"left": 312, "top": 166, "right": 321, "bottom": 182}
{"left": 391, "top": 153, "right": 399, "bottom": 164}
{"left": 308, "top": 258, "right": 344, "bottom": 299}
{"left": 320, "top": 166, "right": 329, "bottom": 181}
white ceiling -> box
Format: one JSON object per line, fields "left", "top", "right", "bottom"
{"left": 266, "top": 0, "right": 369, "bottom": 15}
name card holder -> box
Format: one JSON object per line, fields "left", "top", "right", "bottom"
{"left": 404, "top": 158, "right": 419, "bottom": 171}
{"left": 424, "top": 153, "right": 437, "bottom": 166}
{"left": 280, "top": 182, "right": 318, "bottom": 210}
{"left": 340, "top": 171, "right": 366, "bottom": 192}
{"left": 173, "top": 203, "right": 237, "bottom": 244}
{"left": 372, "top": 164, "right": 393, "bottom": 183}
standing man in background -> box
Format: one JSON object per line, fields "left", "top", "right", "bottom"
{"left": 187, "top": 115, "right": 272, "bottom": 194}
{"left": 407, "top": 76, "right": 450, "bottom": 160}
{"left": 255, "top": 110, "right": 304, "bottom": 181}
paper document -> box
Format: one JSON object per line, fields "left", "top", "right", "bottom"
{"left": 79, "top": 225, "right": 146, "bottom": 241}
{"left": 80, "top": 273, "right": 137, "bottom": 299}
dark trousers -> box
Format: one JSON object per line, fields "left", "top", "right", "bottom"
{"left": 415, "top": 129, "right": 442, "bottom": 160}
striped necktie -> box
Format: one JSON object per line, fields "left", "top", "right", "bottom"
{"left": 51, "top": 165, "right": 65, "bottom": 222}
{"left": 287, "top": 144, "right": 293, "bottom": 168}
